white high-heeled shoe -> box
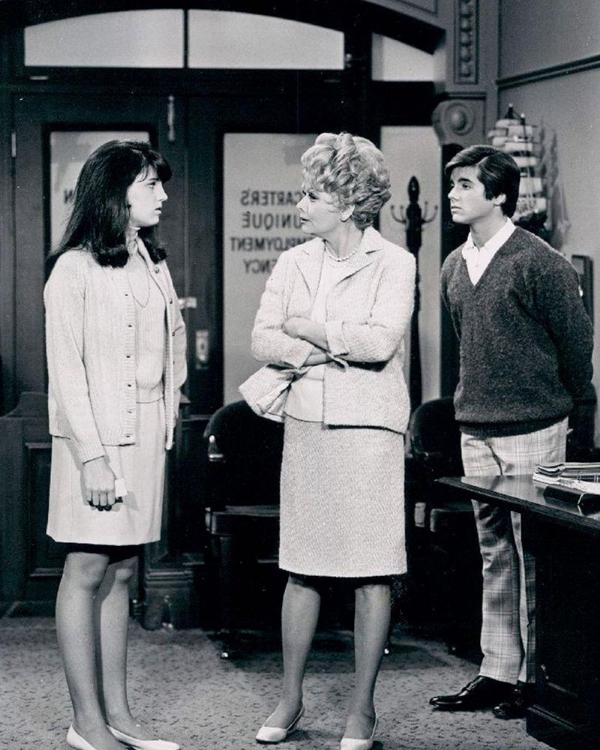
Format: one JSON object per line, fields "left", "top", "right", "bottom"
{"left": 255, "top": 705, "right": 305, "bottom": 744}
{"left": 107, "top": 725, "right": 180, "bottom": 750}
{"left": 66, "top": 726, "right": 101, "bottom": 750}
{"left": 340, "top": 716, "right": 378, "bottom": 750}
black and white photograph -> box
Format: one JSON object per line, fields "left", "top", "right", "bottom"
{"left": 0, "top": 2, "right": 598, "bottom": 749}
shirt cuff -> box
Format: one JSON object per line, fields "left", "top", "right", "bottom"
{"left": 282, "top": 338, "right": 314, "bottom": 369}
{"left": 79, "top": 442, "right": 107, "bottom": 464}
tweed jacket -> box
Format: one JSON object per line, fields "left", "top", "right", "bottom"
{"left": 44, "top": 245, "right": 187, "bottom": 464}
{"left": 248, "top": 226, "right": 416, "bottom": 433}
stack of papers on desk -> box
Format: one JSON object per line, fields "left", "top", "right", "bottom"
{"left": 533, "top": 462, "right": 600, "bottom": 495}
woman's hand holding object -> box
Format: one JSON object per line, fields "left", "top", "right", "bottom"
{"left": 82, "top": 456, "right": 117, "bottom": 510}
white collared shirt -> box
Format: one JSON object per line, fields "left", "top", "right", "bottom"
{"left": 462, "top": 218, "right": 516, "bottom": 284}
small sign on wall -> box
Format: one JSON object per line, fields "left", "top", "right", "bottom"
{"left": 222, "top": 133, "right": 315, "bottom": 403}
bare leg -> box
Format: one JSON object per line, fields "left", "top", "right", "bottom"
{"left": 343, "top": 580, "right": 390, "bottom": 740}
{"left": 263, "top": 574, "right": 321, "bottom": 728}
{"left": 56, "top": 550, "right": 123, "bottom": 750}
{"left": 96, "top": 555, "right": 153, "bottom": 740}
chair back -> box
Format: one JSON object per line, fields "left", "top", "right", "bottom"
{"left": 203, "top": 400, "right": 284, "bottom": 509}
{"left": 408, "top": 397, "right": 463, "bottom": 479}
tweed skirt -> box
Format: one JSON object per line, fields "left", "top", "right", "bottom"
{"left": 47, "top": 399, "right": 166, "bottom": 546}
{"left": 279, "top": 416, "right": 406, "bottom": 578}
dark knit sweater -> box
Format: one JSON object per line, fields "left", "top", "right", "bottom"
{"left": 441, "top": 227, "right": 594, "bottom": 437}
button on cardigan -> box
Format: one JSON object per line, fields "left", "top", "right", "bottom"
{"left": 44, "top": 246, "right": 187, "bottom": 463}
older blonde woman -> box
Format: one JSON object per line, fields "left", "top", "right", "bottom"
{"left": 245, "top": 133, "right": 415, "bottom": 750}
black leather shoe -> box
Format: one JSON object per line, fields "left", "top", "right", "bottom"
{"left": 492, "top": 681, "right": 533, "bottom": 719}
{"left": 429, "top": 675, "right": 514, "bottom": 711}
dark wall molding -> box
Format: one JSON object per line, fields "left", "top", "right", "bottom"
{"left": 498, "top": 54, "right": 600, "bottom": 90}
{"left": 431, "top": 97, "right": 485, "bottom": 147}
{"left": 455, "top": 0, "right": 478, "bottom": 85}
{"left": 394, "top": 0, "right": 438, "bottom": 16}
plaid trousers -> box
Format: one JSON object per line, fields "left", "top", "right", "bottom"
{"left": 461, "top": 418, "right": 568, "bottom": 684}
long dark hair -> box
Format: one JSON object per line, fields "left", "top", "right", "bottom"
{"left": 48, "top": 140, "right": 172, "bottom": 272}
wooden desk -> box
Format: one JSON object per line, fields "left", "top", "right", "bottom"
{"left": 439, "top": 475, "right": 600, "bottom": 750}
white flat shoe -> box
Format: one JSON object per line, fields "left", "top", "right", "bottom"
{"left": 66, "top": 726, "right": 101, "bottom": 750}
{"left": 255, "top": 705, "right": 305, "bottom": 744}
{"left": 107, "top": 725, "right": 180, "bottom": 750}
{"left": 340, "top": 716, "right": 378, "bottom": 750}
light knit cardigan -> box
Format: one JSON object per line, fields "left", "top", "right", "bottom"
{"left": 44, "top": 245, "right": 187, "bottom": 463}
{"left": 250, "top": 226, "right": 416, "bottom": 434}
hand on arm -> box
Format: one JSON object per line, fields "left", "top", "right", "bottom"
{"left": 251, "top": 255, "right": 314, "bottom": 368}
{"left": 283, "top": 317, "right": 328, "bottom": 350}
{"left": 304, "top": 347, "right": 333, "bottom": 366}
{"left": 82, "top": 456, "right": 117, "bottom": 509}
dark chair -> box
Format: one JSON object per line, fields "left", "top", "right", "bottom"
{"left": 405, "top": 397, "right": 482, "bottom": 658}
{"left": 203, "top": 399, "right": 284, "bottom": 657}
{"left": 567, "top": 384, "right": 599, "bottom": 461}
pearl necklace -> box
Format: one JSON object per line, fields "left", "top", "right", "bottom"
{"left": 324, "top": 240, "right": 360, "bottom": 262}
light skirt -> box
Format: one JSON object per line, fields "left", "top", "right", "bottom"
{"left": 279, "top": 416, "right": 406, "bottom": 578}
{"left": 47, "top": 399, "right": 166, "bottom": 546}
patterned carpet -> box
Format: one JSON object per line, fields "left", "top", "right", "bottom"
{"left": 0, "top": 617, "right": 549, "bottom": 750}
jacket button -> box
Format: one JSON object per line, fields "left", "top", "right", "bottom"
{"left": 127, "top": 324, "right": 133, "bottom": 328}
{"left": 125, "top": 434, "right": 131, "bottom": 438}
{"left": 154, "top": 267, "right": 160, "bottom": 274}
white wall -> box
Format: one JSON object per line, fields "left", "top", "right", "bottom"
{"left": 499, "top": 0, "right": 600, "bottom": 79}
{"left": 372, "top": 34, "right": 435, "bottom": 81}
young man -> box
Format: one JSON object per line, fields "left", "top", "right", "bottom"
{"left": 429, "top": 145, "right": 594, "bottom": 719}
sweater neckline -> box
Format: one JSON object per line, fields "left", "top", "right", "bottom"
{"left": 461, "top": 229, "right": 519, "bottom": 289}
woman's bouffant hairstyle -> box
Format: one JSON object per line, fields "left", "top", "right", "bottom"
{"left": 48, "top": 140, "right": 171, "bottom": 271}
{"left": 445, "top": 145, "right": 521, "bottom": 217}
{"left": 301, "top": 132, "right": 391, "bottom": 229}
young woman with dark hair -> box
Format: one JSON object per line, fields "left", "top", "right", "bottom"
{"left": 48, "top": 139, "right": 172, "bottom": 271}
{"left": 45, "top": 140, "right": 186, "bottom": 750}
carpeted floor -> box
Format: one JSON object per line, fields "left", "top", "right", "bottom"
{"left": 0, "top": 617, "right": 549, "bottom": 750}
